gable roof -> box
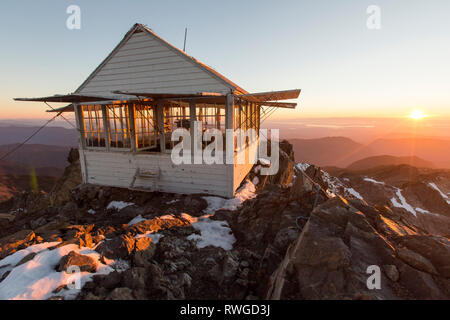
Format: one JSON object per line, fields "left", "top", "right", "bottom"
{"left": 75, "top": 23, "right": 247, "bottom": 97}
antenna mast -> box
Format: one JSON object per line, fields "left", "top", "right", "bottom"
{"left": 183, "top": 28, "right": 188, "bottom": 52}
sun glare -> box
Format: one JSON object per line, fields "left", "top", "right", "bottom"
{"left": 409, "top": 109, "right": 427, "bottom": 120}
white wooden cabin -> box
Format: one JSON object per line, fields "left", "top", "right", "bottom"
{"left": 15, "top": 23, "right": 300, "bottom": 198}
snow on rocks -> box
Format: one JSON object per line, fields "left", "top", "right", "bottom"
{"left": 187, "top": 218, "right": 236, "bottom": 251}
{"left": 428, "top": 183, "right": 450, "bottom": 205}
{"left": 391, "top": 188, "right": 417, "bottom": 216}
{"left": 184, "top": 180, "right": 257, "bottom": 251}
{"left": 363, "top": 177, "right": 385, "bottom": 185}
{"left": 296, "top": 163, "right": 311, "bottom": 172}
{"left": 415, "top": 207, "right": 431, "bottom": 214}
{"left": 127, "top": 215, "right": 146, "bottom": 226}
{"left": 321, "top": 170, "right": 363, "bottom": 200}
{"left": 345, "top": 188, "right": 364, "bottom": 200}
{"left": 0, "top": 243, "right": 117, "bottom": 300}
{"left": 106, "top": 201, "right": 134, "bottom": 211}
{"left": 0, "top": 242, "right": 60, "bottom": 279}
{"left": 202, "top": 180, "right": 256, "bottom": 214}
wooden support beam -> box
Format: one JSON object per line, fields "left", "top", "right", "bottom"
{"left": 157, "top": 100, "right": 165, "bottom": 152}
{"left": 128, "top": 103, "right": 137, "bottom": 152}
{"left": 74, "top": 104, "right": 88, "bottom": 183}
{"left": 189, "top": 99, "right": 196, "bottom": 157}
{"left": 225, "top": 93, "right": 235, "bottom": 198}
{"left": 102, "top": 105, "right": 111, "bottom": 151}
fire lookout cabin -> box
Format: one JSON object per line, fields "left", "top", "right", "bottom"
{"left": 15, "top": 23, "right": 300, "bottom": 198}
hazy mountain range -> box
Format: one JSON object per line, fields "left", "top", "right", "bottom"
{"left": 290, "top": 136, "right": 450, "bottom": 169}
{"left": 0, "top": 122, "right": 449, "bottom": 201}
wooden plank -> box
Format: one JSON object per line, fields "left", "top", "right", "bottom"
{"left": 81, "top": 83, "right": 230, "bottom": 97}
{"left": 85, "top": 73, "right": 213, "bottom": 89}
{"left": 93, "top": 66, "right": 202, "bottom": 81}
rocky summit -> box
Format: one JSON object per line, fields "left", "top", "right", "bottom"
{"left": 0, "top": 144, "right": 448, "bottom": 300}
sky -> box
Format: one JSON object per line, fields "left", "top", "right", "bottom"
{"left": 0, "top": 0, "right": 449, "bottom": 120}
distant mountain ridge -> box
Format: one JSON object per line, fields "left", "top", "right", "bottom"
{"left": 0, "top": 126, "right": 77, "bottom": 146}
{"left": 346, "top": 155, "right": 434, "bottom": 171}
{"left": 0, "top": 144, "right": 71, "bottom": 169}
{"left": 290, "top": 136, "right": 450, "bottom": 169}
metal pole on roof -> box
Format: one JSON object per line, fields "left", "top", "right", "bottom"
{"left": 183, "top": 28, "right": 188, "bottom": 52}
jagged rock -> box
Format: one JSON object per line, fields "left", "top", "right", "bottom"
{"left": 16, "top": 252, "right": 37, "bottom": 267}
{"left": 94, "top": 271, "right": 122, "bottom": 290}
{"left": 121, "top": 267, "right": 148, "bottom": 290}
{"left": 107, "top": 287, "right": 135, "bottom": 300}
{"left": 128, "top": 216, "right": 190, "bottom": 235}
{"left": 266, "top": 198, "right": 399, "bottom": 300}
{"left": 96, "top": 234, "right": 135, "bottom": 259}
{"left": 397, "top": 246, "right": 438, "bottom": 275}
{"left": 397, "top": 235, "right": 450, "bottom": 278}
{"left": 134, "top": 237, "right": 152, "bottom": 252}
{"left": 383, "top": 265, "right": 399, "bottom": 282}
{"left": 0, "top": 213, "right": 14, "bottom": 229}
{"left": 133, "top": 237, "right": 156, "bottom": 267}
{"left": 0, "top": 230, "right": 35, "bottom": 259}
{"left": 398, "top": 262, "right": 446, "bottom": 299}
{"left": 30, "top": 217, "right": 47, "bottom": 230}
{"left": 57, "top": 251, "right": 97, "bottom": 273}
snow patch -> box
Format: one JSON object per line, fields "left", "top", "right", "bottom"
{"left": 127, "top": 215, "right": 146, "bottom": 226}
{"left": 0, "top": 242, "right": 60, "bottom": 279}
{"left": 391, "top": 188, "right": 416, "bottom": 216}
{"left": 428, "top": 183, "right": 450, "bottom": 205}
{"left": 202, "top": 180, "right": 256, "bottom": 214}
{"left": 87, "top": 209, "right": 96, "bottom": 215}
{"left": 187, "top": 218, "right": 236, "bottom": 251}
{"left": 166, "top": 199, "right": 179, "bottom": 204}
{"left": 107, "top": 201, "right": 134, "bottom": 211}
{"left": 345, "top": 188, "right": 364, "bottom": 200}
{"left": 364, "top": 177, "right": 385, "bottom": 185}
{"left": 415, "top": 207, "right": 430, "bottom": 214}
{"left": 0, "top": 243, "right": 116, "bottom": 300}
{"left": 296, "top": 163, "right": 310, "bottom": 172}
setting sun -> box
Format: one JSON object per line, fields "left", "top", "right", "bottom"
{"left": 409, "top": 109, "right": 428, "bottom": 120}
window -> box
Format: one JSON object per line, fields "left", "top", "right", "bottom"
{"left": 81, "top": 105, "right": 105, "bottom": 148}
{"left": 233, "top": 100, "right": 259, "bottom": 150}
{"left": 134, "top": 104, "right": 157, "bottom": 150}
{"left": 106, "top": 104, "right": 131, "bottom": 149}
{"left": 163, "top": 102, "right": 190, "bottom": 150}
{"left": 196, "top": 104, "right": 225, "bottom": 132}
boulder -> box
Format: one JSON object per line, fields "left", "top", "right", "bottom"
{"left": 398, "top": 262, "right": 446, "bottom": 299}
{"left": 96, "top": 234, "right": 135, "bottom": 259}
{"left": 93, "top": 271, "right": 122, "bottom": 290}
{"left": 383, "top": 264, "right": 399, "bottom": 282}
{"left": 397, "top": 235, "right": 450, "bottom": 278}
{"left": 57, "top": 251, "right": 97, "bottom": 273}
{"left": 0, "top": 230, "right": 35, "bottom": 258}
{"left": 397, "top": 246, "right": 438, "bottom": 275}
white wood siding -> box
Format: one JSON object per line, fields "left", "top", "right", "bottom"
{"left": 233, "top": 140, "right": 258, "bottom": 191}
{"left": 84, "top": 150, "right": 231, "bottom": 197}
{"left": 78, "top": 32, "right": 231, "bottom": 96}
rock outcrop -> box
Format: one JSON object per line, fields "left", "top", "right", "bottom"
{"left": 0, "top": 143, "right": 448, "bottom": 300}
